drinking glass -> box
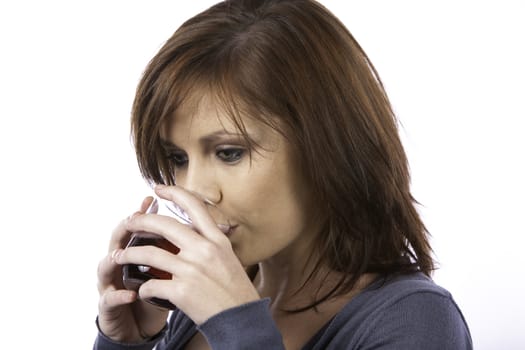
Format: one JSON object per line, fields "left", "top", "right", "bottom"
{"left": 122, "top": 197, "right": 191, "bottom": 309}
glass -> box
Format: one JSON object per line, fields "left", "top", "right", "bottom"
{"left": 122, "top": 197, "right": 192, "bottom": 309}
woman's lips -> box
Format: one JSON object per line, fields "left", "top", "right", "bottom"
{"left": 217, "top": 224, "right": 237, "bottom": 236}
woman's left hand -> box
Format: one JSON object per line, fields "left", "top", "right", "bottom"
{"left": 112, "top": 184, "right": 260, "bottom": 325}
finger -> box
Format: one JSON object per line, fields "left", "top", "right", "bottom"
{"left": 99, "top": 288, "right": 137, "bottom": 311}
{"left": 114, "top": 244, "right": 210, "bottom": 286}
{"left": 97, "top": 253, "right": 121, "bottom": 291}
{"left": 125, "top": 213, "right": 204, "bottom": 251}
{"left": 154, "top": 185, "right": 225, "bottom": 243}
{"left": 137, "top": 279, "right": 177, "bottom": 304}
{"left": 138, "top": 278, "right": 237, "bottom": 326}
{"left": 114, "top": 245, "right": 182, "bottom": 276}
{"left": 107, "top": 196, "right": 156, "bottom": 253}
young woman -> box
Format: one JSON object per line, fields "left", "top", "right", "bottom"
{"left": 94, "top": 1, "right": 472, "bottom": 349}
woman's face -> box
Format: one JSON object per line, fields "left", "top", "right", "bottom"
{"left": 162, "top": 92, "right": 319, "bottom": 266}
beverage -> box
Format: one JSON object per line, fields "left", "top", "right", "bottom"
{"left": 122, "top": 231, "right": 180, "bottom": 309}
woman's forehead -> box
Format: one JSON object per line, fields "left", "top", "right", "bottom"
{"left": 174, "top": 101, "right": 240, "bottom": 135}
{"left": 160, "top": 90, "right": 257, "bottom": 142}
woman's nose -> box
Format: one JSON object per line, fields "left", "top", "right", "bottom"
{"left": 176, "top": 162, "right": 222, "bottom": 204}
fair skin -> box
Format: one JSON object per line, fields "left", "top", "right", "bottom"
{"left": 97, "top": 92, "right": 373, "bottom": 349}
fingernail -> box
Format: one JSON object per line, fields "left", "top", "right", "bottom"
{"left": 111, "top": 249, "right": 122, "bottom": 261}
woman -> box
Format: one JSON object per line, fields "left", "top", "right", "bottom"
{"left": 94, "top": 0, "right": 472, "bottom": 349}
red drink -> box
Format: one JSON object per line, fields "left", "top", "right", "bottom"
{"left": 122, "top": 232, "right": 180, "bottom": 309}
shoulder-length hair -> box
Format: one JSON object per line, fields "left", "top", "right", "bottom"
{"left": 132, "top": 0, "right": 434, "bottom": 311}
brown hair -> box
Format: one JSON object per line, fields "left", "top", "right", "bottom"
{"left": 131, "top": 0, "right": 434, "bottom": 311}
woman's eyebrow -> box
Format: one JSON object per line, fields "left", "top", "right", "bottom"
{"left": 198, "top": 130, "right": 244, "bottom": 145}
{"left": 159, "top": 139, "right": 181, "bottom": 150}
{"left": 160, "top": 131, "right": 245, "bottom": 148}
{"left": 159, "top": 130, "right": 252, "bottom": 153}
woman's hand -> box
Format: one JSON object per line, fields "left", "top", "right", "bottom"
{"left": 97, "top": 197, "right": 169, "bottom": 343}
{"left": 112, "top": 184, "right": 260, "bottom": 325}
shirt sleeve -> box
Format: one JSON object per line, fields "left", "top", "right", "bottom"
{"left": 93, "top": 317, "right": 167, "bottom": 350}
{"left": 359, "top": 292, "right": 473, "bottom": 350}
{"left": 197, "top": 298, "right": 285, "bottom": 350}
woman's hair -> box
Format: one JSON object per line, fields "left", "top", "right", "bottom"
{"left": 132, "top": 0, "right": 434, "bottom": 311}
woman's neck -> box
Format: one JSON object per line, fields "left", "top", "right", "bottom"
{"left": 253, "top": 250, "right": 335, "bottom": 312}
{"left": 253, "top": 253, "right": 378, "bottom": 315}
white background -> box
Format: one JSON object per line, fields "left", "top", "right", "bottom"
{"left": 0, "top": 1, "right": 523, "bottom": 349}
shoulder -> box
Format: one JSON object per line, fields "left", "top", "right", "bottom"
{"left": 320, "top": 273, "right": 473, "bottom": 349}
{"left": 366, "top": 272, "right": 456, "bottom": 308}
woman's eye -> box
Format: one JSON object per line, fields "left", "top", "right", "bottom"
{"left": 167, "top": 152, "right": 188, "bottom": 167}
{"left": 216, "top": 148, "right": 244, "bottom": 163}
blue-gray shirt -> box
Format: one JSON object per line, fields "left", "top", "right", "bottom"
{"left": 94, "top": 272, "right": 473, "bottom": 349}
